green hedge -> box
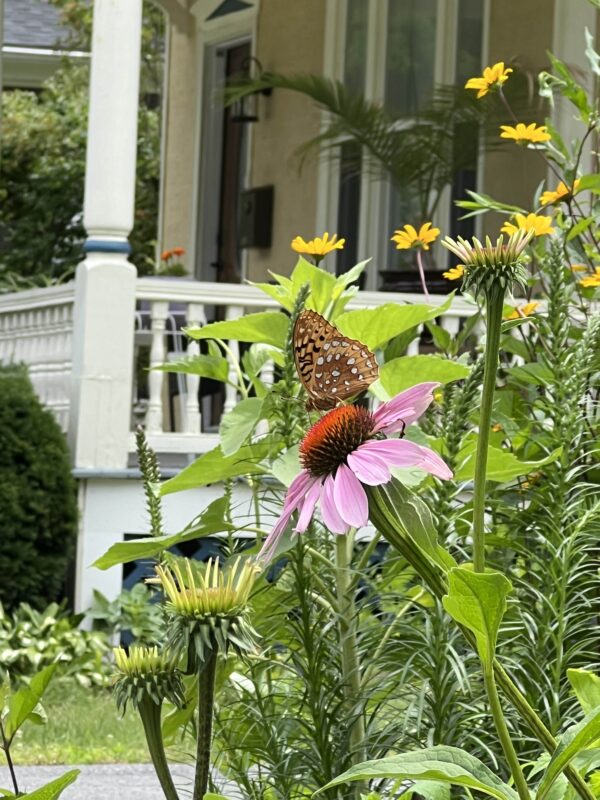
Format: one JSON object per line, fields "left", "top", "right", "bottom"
{"left": 0, "top": 365, "right": 77, "bottom": 609}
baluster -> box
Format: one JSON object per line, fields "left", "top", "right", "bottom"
{"left": 184, "top": 302, "right": 205, "bottom": 434}
{"left": 223, "top": 305, "right": 243, "bottom": 415}
{"left": 145, "top": 300, "right": 169, "bottom": 433}
{"left": 406, "top": 324, "right": 424, "bottom": 356}
{"left": 440, "top": 313, "right": 460, "bottom": 338}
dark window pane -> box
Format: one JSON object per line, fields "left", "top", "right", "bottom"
{"left": 336, "top": 142, "right": 362, "bottom": 283}
{"left": 385, "top": 0, "right": 437, "bottom": 116}
{"left": 344, "top": 0, "right": 369, "bottom": 95}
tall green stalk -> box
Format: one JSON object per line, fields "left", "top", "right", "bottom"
{"left": 472, "top": 284, "right": 504, "bottom": 573}
{"left": 334, "top": 531, "right": 367, "bottom": 797}
{"left": 194, "top": 651, "right": 218, "bottom": 800}
{"left": 139, "top": 697, "right": 180, "bottom": 800}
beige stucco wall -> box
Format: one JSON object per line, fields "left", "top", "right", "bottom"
{"left": 159, "top": 23, "right": 199, "bottom": 271}
{"left": 246, "top": 0, "right": 326, "bottom": 282}
{"left": 482, "top": 0, "right": 554, "bottom": 232}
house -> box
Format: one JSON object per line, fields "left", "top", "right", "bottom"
{"left": 0, "top": 0, "right": 595, "bottom": 611}
{"left": 2, "top": 0, "right": 87, "bottom": 89}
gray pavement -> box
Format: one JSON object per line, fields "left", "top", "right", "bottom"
{"left": 0, "top": 763, "right": 200, "bottom": 799}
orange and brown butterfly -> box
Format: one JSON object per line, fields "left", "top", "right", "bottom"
{"left": 293, "top": 310, "right": 379, "bottom": 411}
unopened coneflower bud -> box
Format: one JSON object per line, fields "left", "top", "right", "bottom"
{"left": 113, "top": 645, "right": 184, "bottom": 713}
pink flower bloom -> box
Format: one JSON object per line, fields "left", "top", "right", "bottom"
{"left": 259, "top": 382, "right": 452, "bottom": 561}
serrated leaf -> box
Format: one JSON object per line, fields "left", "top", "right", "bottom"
{"left": 5, "top": 664, "right": 56, "bottom": 739}
{"left": 94, "top": 497, "right": 232, "bottom": 569}
{"left": 160, "top": 441, "right": 279, "bottom": 496}
{"left": 443, "top": 567, "right": 511, "bottom": 668}
{"left": 318, "top": 746, "right": 518, "bottom": 800}
{"left": 380, "top": 356, "right": 470, "bottom": 396}
{"left": 219, "top": 398, "right": 264, "bottom": 456}
{"left": 19, "top": 770, "right": 79, "bottom": 800}
{"left": 336, "top": 295, "right": 454, "bottom": 351}
{"left": 538, "top": 707, "right": 600, "bottom": 800}
{"left": 185, "top": 312, "right": 288, "bottom": 349}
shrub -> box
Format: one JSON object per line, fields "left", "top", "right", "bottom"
{"left": 0, "top": 601, "right": 109, "bottom": 687}
{"left": 0, "top": 365, "right": 78, "bottom": 609}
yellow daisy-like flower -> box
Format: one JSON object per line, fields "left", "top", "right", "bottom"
{"left": 540, "top": 178, "right": 581, "bottom": 206}
{"left": 443, "top": 265, "right": 465, "bottom": 281}
{"left": 570, "top": 264, "right": 588, "bottom": 272}
{"left": 579, "top": 267, "right": 600, "bottom": 288}
{"left": 391, "top": 222, "right": 440, "bottom": 251}
{"left": 501, "top": 213, "right": 555, "bottom": 237}
{"left": 291, "top": 232, "right": 345, "bottom": 259}
{"left": 504, "top": 301, "right": 540, "bottom": 320}
{"left": 465, "top": 62, "right": 513, "bottom": 99}
{"left": 500, "top": 122, "right": 551, "bottom": 144}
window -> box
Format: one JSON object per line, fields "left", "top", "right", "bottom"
{"left": 332, "top": 0, "right": 485, "bottom": 289}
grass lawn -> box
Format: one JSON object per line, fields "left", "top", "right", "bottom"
{"left": 2, "top": 682, "right": 150, "bottom": 765}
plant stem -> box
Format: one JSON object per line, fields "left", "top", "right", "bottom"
{"left": 194, "top": 650, "right": 218, "bottom": 800}
{"left": 472, "top": 285, "right": 504, "bottom": 572}
{"left": 416, "top": 249, "right": 430, "bottom": 299}
{"left": 138, "top": 698, "right": 179, "bottom": 800}
{"left": 334, "top": 532, "right": 367, "bottom": 795}
{"left": 484, "top": 668, "right": 530, "bottom": 800}
{"left": 0, "top": 721, "right": 19, "bottom": 798}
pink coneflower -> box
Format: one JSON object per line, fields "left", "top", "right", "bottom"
{"left": 259, "top": 383, "right": 452, "bottom": 561}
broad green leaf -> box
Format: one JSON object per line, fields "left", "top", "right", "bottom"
{"left": 380, "top": 356, "right": 470, "bottom": 395}
{"left": 334, "top": 260, "right": 369, "bottom": 291}
{"left": 404, "top": 781, "right": 451, "bottom": 800}
{"left": 336, "top": 295, "right": 454, "bottom": 351}
{"left": 368, "top": 481, "right": 456, "bottom": 572}
{"left": 538, "top": 707, "right": 600, "bottom": 800}
{"left": 219, "top": 398, "right": 264, "bottom": 456}
{"left": 185, "top": 312, "right": 288, "bottom": 349}
{"left": 160, "top": 441, "right": 278, "bottom": 496}
{"left": 577, "top": 173, "right": 600, "bottom": 193}
{"left": 250, "top": 280, "right": 293, "bottom": 311}
{"left": 94, "top": 497, "right": 232, "bottom": 569}
{"left": 290, "top": 256, "right": 337, "bottom": 313}
{"left": 204, "top": 795, "right": 234, "bottom": 800}
{"left": 442, "top": 568, "right": 511, "bottom": 668}
{"left": 270, "top": 445, "right": 301, "bottom": 487}
{"left": 5, "top": 664, "right": 56, "bottom": 739}
{"left": 506, "top": 362, "right": 554, "bottom": 386}
{"left": 153, "top": 354, "right": 229, "bottom": 383}
{"left": 318, "top": 746, "right": 518, "bottom": 800}
{"left": 567, "top": 668, "right": 600, "bottom": 715}
{"left": 455, "top": 438, "right": 561, "bottom": 483}
{"left": 20, "top": 770, "right": 79, "bottom": 800}
{"left": 567, "top": 217, "right": 594, "bottom": 242}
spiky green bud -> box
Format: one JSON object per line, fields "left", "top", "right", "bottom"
{"left": 112, "top": 646, "right": 185, "bottom": 712}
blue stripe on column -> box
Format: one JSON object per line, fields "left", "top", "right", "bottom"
{"left": 84, "top": 238, "right": 132, "bottom": 254}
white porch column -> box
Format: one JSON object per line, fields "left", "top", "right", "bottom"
{"left": 69, "top": 0, "right": 143, "bottom": 470}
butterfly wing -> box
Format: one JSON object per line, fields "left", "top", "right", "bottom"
{"left": 293, "top": 310, "right": 379, "bottom": 411}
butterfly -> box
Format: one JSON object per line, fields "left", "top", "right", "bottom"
{"left": 293, "top": 310, "right": 379, "bottom": 411}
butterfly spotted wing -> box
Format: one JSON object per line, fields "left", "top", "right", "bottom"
{"left": 293, "top": 310, "right": 379, "bottom": 411}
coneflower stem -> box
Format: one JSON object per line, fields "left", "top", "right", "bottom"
{"left": 139, "top": 698, "right": 179, "bottom": 800}
{"left": 334, "top": 531, "right": 367, "bottom": 797}
{"left": 472, "top": 284, "right": 504, "bottom": 573}
{"left": 194, "top": 650, "right": 218, "bottom": 800}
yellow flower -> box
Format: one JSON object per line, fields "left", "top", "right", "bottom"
{"left": 501, "top": 213, "right": 555, "bottom": 237}
{"left": 443, "top": 265, "right": 465, "bottom": 281}
{"left": 391, "top": 222, "right": 440, "bottom": 251}
{"left": 291, "top": 232, "right": 345, "bottom": 258}
{"left": 465, "top": 62, "right": 513, "bottom": 99}
{"left": 570, "top": 264, "right": 588, "bottom": 272}
{"left": 504, "top": 301, "right": 540, "bottom": 320}
{"left": 579, "top": 267, "right": 600, "bottom": 288}
{"left": 491, "top": 423, "right": 504, "bottom": 432}
{"left": 500, "top": 123, "right": 551, "bottom": 144}
{"left": 540, "top": 179, "right": 581, "bottom": 206}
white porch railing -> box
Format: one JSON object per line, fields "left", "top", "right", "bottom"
{"left": 0, "top": 284, "right": 75, "bottom": 431}
{"left": 0, "top": 278, "right": 477, "bottom": 459}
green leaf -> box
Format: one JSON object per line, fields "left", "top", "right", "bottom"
{"left": 567, "top": 668, "right": 600, "bottom": 715}
{"left": 290, "top": 256, "right": 337, "bottom": 313}
{"left": 19, "top": 770, "right": 79, "bottom": 800}
{"left": 184, "top": 312, "right": 288, "bottom": 349}
{"left": 5, "top": 664, "right": 56, "bottom": 739}
{"left": 380, "top": 356, "right": 470, "bottom": 395}
{"left": 442, "top": 567, "right": 511, "bottom": 668}
{"left": 567, "top": 217, "right": 594, "bottom": 242}
{"left": 336, "top": 295, "right": 454, "bottom": 351}
{"left": 160, "top": 441, "right": 278, "bottom": 496}
{"left": 455, "top": 438, "right": 561, "bottom": 482}
{"left": 538, "top": 707, "right": 600, "bottom": 800}
{"left": 270, "top": 445, "right": 301, "bottom": 487}
{"left": 94, "top": 497, "right": 232, "bottom": 569}
{"left": 219, "top": 398, "right": 264, "bottom": 456}
{"left": 318, "top": 746, "right": 518, "bottom": 800}
{"left": 368, "top": 481, "right": 456, "bottom": 572}
{"left": 577, "top": 173, "right": 600, "bottom": 193}
{"left": 153, "top": 354, "right": 229, "bottom": 382}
